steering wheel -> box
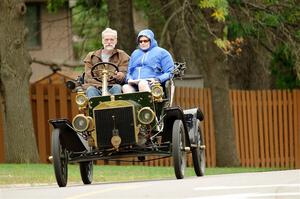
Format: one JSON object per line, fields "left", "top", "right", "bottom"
{"left": 91, "top": 62, "right": 119, "bottom": 82}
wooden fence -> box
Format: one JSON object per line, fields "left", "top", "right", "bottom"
{"left": 0, "top": 85, "right": 299, "bottom": 168}
{"left": 230, "top": 90, "right": 300, "bottom": 168}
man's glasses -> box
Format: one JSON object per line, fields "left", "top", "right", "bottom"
{"left": 139, "top": 39, "right": 150, "bottom": 44}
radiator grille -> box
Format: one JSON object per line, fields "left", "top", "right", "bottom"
{"left": 94, "top": 106, "right": 136, "bottom": 148}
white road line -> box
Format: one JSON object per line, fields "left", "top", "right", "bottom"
{"left": 65, "top": 185, "right": 143, "bottom": 199}
{"left": 187, "top": 192, "right": 300, "bottom": 199}
{"left": 194, "top": 183, "right": 300, "bottom": 191}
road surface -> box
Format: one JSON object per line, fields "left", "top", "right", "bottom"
{"left": 1, "top": 169, "right": 299, "bottom": 199}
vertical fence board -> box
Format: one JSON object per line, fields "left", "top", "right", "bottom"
{"left": 257, "top": 91, "right": 265, "bottom": 167}
{"left": 246, "top": 91, "right": 254, "bottom": 167}
{"left": 59, "top": 86, "right": 68, "bottom": 118}
{"left": 237, "top": 91, "right": 245, "bottom": 166}
{"left": 242, "top": 91, "right": 250, "bottom": 166}
{"left": 250, "top": 91, "right": 260, "bottom": 167}
{"left": 278, "top": 90, "right": 284, "bottom": 167}
{"left": 267, "top": 91, "right": 275, "bottom": 167}
{"left": 282, "top": 91, "right": 289, "bottom": 167}
{"left": 262, "top": 91, "right": 270, "bottom": 167}
{"left": 207, "top": 88, "right": 216, "bottom": 166}
{"left": 70, "top": 92, "right": 79, "bottom": 118}
{"left": 288, "top": 91, "right": 294, "bottom": 167}
{"left": 272, "top": 90, "right": 279, "bottom": 167}
{"left": 294, "top": 90, "right": 300, "bottom": 168}
{"left": 36, "top": 84, "right": 47, "bottom": 162}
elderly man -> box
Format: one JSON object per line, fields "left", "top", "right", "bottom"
{"left": 83, "top": 28, "right": 130, "bottom": 98}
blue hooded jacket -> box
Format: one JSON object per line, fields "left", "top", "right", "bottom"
{"left": 126, "top": 29, "right": 174, "bottom": 83}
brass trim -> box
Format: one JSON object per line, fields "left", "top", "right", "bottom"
{"left": 137, "top": 107, "right": 155, "bottom": 125}
{"left": 72, "top": 114, "right": 89, "bottom": 132}
{"left": 75, "top": 93, "right": 88, "bottom": 107}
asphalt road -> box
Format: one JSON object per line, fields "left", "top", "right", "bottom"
{"left": 0, "top": 169, "right": 299, "bottom": 199}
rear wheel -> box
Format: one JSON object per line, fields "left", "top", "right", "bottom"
{"left": 51, "top": 128, "right": 68, "bottom": 187}
{"left": 80, "top": 161, "right": 93, "bottom": 184}
{"left": 172, "top": 119, "right": 186, "bottom": 179}
{"left": 192, "top": 119, "right": 205, "bottom": 176}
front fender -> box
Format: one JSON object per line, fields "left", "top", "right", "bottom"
{"left": 183, "top": 108, "right": 204, "bottom": 145}
{"left": 48, "top": 119, "right": 88, "bottom": 152}
{"left": 162, "top": 106, "right": 190, "bottom": 146}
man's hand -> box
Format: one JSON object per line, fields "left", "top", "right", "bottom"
{"left": 148, "top": 78, "right": 160, "bottom": 86}
{"left": 114, "top": 72, "right": 125, "bottom": 82}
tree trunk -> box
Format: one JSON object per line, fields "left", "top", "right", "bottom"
{"left": 201, "top": 19, "right": 240, "bottom": 167}
{"left": 0, "top": 0, "right": 39, "bottom": 163}
{"left": 205, "top": 44, "right": 240, "bottom": 166}
{"left": 107, "top": 0, "right": 136, "bottom": 54}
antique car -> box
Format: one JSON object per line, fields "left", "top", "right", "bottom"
{"left": 49, "top": 62, "right": 205, "bottom": 187}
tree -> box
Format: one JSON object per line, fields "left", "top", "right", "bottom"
{"left": 106, "top": 0, "right": 136, "bottom": 54}
{"left": 0, "top": 0, "right": 39, "bottom": 163}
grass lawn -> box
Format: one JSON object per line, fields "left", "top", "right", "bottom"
{"left": 0, "top": 164, "right": 281, "bottom": 186}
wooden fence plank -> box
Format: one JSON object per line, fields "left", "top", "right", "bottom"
{"left": 246, "top": 91, "right": 254, "bottom": 167}
{"left": 207, "top": 88, "right": 216, "bottom": 167}
{"left": 294, "top": 90, "right": 300, "bottom": 168}
{"left": 277, "top": 90, "right": 284, "bottom": 167}
{"left": 288, "top": 91, "right": 294, "bottom": 167}
{"left": 250, "top": 91, "right": 259, "bottom": 167}
{"left": 59, "top": 86, "right": 68, "bottom": 118}
{"left": 257, "top": 90, "right": 265, "bottom": 167}
{"left": 272, "top": 90, "right": 279, "bottom": 167}
{"left": 236, "top": 90, "right": 245, "bottom": 166}
{"left": 262, "top": 90, "right": 270, "bottom": 167}
{"left": 70, "top": 92, "right": 79, "bottom": 118}
{"left": 36, "top": 84, "right": 47, "bottom": 163}
{"left": 241, "top": 91, "right": 250, "bottom": 166}
{"left": 267, "top": 90, "right": 275, "bottom": 167}
{"left": 282, "top": 91, "right": 289, "bottom": 167}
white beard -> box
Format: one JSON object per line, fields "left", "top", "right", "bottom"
{"left": 104, "top": 44, "right": 115, "bottom": 51}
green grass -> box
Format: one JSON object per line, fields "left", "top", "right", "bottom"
{"left": 0, "top": 164, "right": 280, "bottom": 186}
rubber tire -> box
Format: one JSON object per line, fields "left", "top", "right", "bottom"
{"left": 172, "top": 119, "right": 186, "bottom": 179}
{"left": 192, "top": 119, "right": 205, "bottom": 176}
{"left": 80, "top": 161, "right": 93, "bottom": 184}
{"left": 51, "top": 128, "right": 68, "bottom": 187}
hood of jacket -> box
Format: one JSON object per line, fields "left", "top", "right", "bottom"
{"left": 137, "top": 29, "right": 158, "bottom": 51}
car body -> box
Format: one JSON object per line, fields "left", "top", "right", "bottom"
{"left": 49, "top": 62, "right": 205, "bottom": 187}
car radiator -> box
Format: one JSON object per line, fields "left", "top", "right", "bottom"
{"left": 93, "top": 106, "right": 137, "bottom": 148}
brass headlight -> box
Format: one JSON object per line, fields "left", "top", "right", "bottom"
{"left": 75, "top": 93, "right": 88, "bottom": 107}
{"left": 138, "top": 107, "right": 155, "bottom": 125}
{"left": 72, "top": 114, "right": 89, "bottom": 132}
{"left": 151, "top": 84, "right": 164, "bottom": 100}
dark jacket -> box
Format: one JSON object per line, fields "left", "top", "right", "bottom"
{"left": 83, "top": 48, "right": 130, "bottom": 89}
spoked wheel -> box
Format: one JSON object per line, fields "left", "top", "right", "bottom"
{"left": 192, "top": 119, "right": 206, "bottom": 176}
{"left": 91, "top": 62, "right": 119, "bottom": 82}
{"left": 80, "top": 161, "right": 93, "bottom": 184}
{"left": 172, "top": 119, "right": 186, "bottom": 179}
{"left": 51, "top": 128, "right": 68, "bottom": 187}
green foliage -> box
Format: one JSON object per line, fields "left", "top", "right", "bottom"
{"left": 255, "top": 12, "right": 281, "bottom": 27}
{"left": 47, "top": 0, "right": 67, "bottom": 12}
{"left": 271, "top": 44, "right": 300, "bottom": 89}
{"left": 72, "top": 0, "right": 108, "bottom": 59}
{"left": 133, "top": 0, "right": 151, "bottom": 19}
{"left": 199, "top": 0, "right": 229, "bottom": 22}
